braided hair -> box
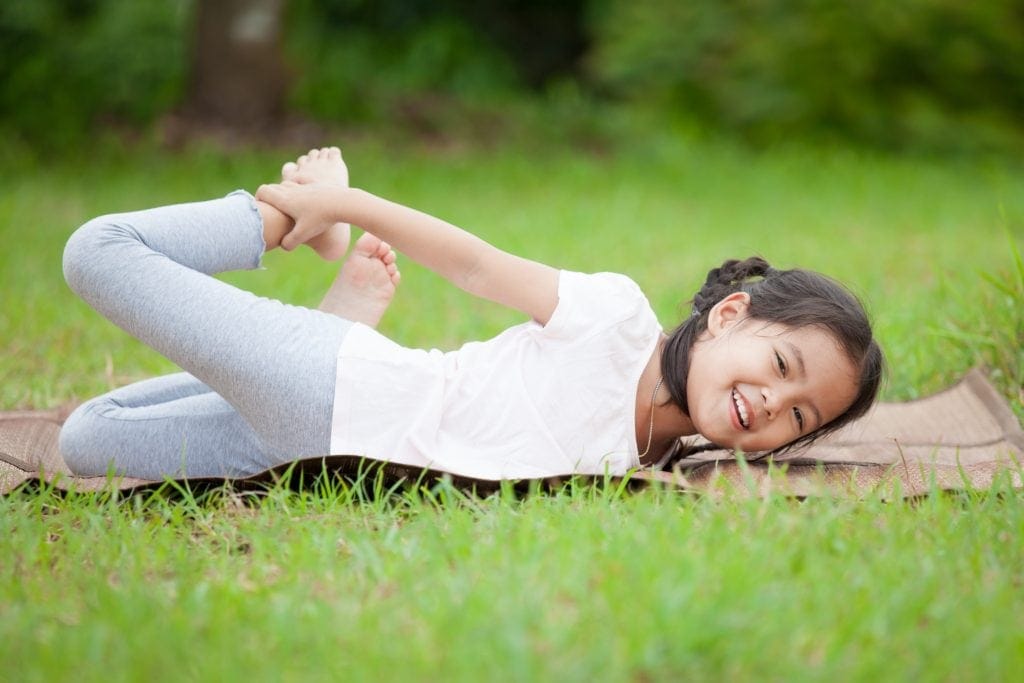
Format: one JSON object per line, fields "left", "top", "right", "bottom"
{"left": 660, "top": 256, "right": 884, "bottom": 464}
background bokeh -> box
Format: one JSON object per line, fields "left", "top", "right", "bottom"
{"left": 1, "top": 0, "right": 1022, "bottom": 153}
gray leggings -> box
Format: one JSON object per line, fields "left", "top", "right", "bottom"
{"left": 59, "top": 191, "right": 353, "bottom": 479}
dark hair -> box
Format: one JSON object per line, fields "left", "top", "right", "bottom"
{"left": 661, "top": 256, "right": 884, "bottom": 461}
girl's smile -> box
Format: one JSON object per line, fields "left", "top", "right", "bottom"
{"left": 686, "top": 293, "right": 860, "bottom": 454}
{"left": 730, "top": 388, "right": 752, "bottom": 430}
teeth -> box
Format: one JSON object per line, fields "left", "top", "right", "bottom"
{"left": 733, "top": 390, "right": 749, "bottom": 428}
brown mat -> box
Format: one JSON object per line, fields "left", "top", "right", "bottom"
{"left": 2, "top": 368, "right": 1022, "bottom": 499}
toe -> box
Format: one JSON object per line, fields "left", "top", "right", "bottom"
{"left": 353, "top": 231, "right": 381, "bottom": 256}
{"left": 307, "top": 148, "right": 321, "bottom": 160}
{"left": 297, "top": 154, "right": 309, "bottom": 166}
{"left": 281, "top": 161, "right": 298, "bottom": 179}
{"left": 327, "top": 146, "right": 341, "bottom": 160}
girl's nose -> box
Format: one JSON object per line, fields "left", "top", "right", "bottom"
{"left": 762, "top": 386, "right": 782, "bottom": 420}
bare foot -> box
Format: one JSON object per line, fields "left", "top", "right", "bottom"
{"left": 319, "top": 232, "right": 401, "bottom": 327}
{"left": 282, "top": 147, "right": 350, "bottom": 261}
{"left": 282, "top": 146, "right": 349, "bottom": 186}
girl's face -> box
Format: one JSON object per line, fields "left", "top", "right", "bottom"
{"left": 685, "top": 293, "right": 860, "bottom": 453}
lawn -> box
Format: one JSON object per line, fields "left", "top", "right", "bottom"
{"left": 1, "top": 135, "right": 1022, "bottom": 681}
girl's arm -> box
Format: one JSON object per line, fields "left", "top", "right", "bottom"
{"left": 256, "top": 183, "right": 560, "bottom": 325}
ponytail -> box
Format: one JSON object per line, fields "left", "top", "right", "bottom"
{"left": 662, "top": 256, "right": 775, "bottom": 414}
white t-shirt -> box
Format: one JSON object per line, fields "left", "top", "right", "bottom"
{"left": 329, "top": 270, "right": 662, "bottom": 479}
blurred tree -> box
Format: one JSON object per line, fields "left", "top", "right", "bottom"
{"left": 182, "top": 0, "right": 289, "bottom": 131}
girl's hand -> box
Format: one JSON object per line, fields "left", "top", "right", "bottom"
{"left": 255, "top": 182, "right": 346, "bottom": 252}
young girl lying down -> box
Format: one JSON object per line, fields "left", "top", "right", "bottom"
{"left": 59, "top": 147, "right": 884, "bottom": 481}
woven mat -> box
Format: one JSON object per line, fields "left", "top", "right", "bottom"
{"left": 2, "top": 368, "right": 1022, "bottom": 499}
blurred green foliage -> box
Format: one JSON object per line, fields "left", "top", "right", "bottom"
{"left": 284, "top": 0, "right": 521, "bottom": 124}
{"left": 588, "top": 0, "right": 1024, "bottom": 151}
{"left": 0, "top": 0, "right": 190, "bottom": 145}
{"left": 1, "top": 0, "right": 1022, "bottom": 152}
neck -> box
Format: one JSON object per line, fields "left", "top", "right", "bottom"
{"left": 637, "top": 341, "right": 697, "bottom": 464}
{"left": 645, "top": 401, "right": 695, "bottom": 462}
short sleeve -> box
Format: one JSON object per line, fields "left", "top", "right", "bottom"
{"left": 540, "top": 270, "right": 653, "bottom": 343}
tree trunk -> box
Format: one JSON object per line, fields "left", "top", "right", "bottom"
{"left": 183, "top": 0, "right": 289, "bottom": 131}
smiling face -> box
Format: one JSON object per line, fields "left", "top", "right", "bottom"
{"left": 684, "top": 293, "right": 860, "bottom": 453}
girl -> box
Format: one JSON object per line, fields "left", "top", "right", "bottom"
{"left": 60, "top": 147, "right": 883, "bottom": 481}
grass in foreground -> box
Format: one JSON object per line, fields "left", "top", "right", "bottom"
{"left": 1, "top": 136, "right": 1022, "bottom": 681}
{"left": 2, "top": 476, "right": 1023, "bottom": 682}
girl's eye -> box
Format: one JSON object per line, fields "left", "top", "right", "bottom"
{"left": 775, "top": 351, "right": 787, "bottom": 376}
{"left": 794, "top": 407, "right": 805, "bottom": 432}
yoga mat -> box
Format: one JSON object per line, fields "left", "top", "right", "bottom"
{"left": 2, "top": 368, "right": 1021, "bottom": 499}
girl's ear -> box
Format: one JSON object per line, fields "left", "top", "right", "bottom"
{"left": 706, "top": 292, "right": 751, "bottom": 337}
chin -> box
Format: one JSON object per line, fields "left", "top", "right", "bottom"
{"left": 709, "top": 432, "right": 762, "bottom": 454}
{"left": 710, "top": 434, "right": 738, "bottom": 449}
{"left": 695, "top": 423, "right": 738, "bottom": 450}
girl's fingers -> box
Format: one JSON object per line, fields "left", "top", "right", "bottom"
{"left": 282, "top": 221, "right": 327, "bottom": 251}
{"left": 281, "top": 220, "right": 314, "bottom": 251}
{"left": 280, "top": 230, "right": 301, "bottom": 251}
{"left": 256, "top": 181, "right": 297, "bottom": 206}
{"left": 255, "top": 183, "right": 280, "bottom": 204}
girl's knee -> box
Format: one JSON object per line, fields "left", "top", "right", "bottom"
{"left": 62, "top": 216, "right": 133, "bottom": 299}
{"left": 58, "top": 399, "right": 115, "bottom": 476}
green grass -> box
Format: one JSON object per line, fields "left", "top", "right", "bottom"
{"left": 1, "top": 136, "right": 1023, "bottom": 681}
{"left": 3, "top": 479, "right": 1024, "bottom": 681}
